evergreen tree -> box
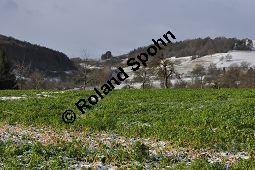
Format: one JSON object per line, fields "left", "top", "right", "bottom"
{"left": 0, "top": 48, "right": 16, "bottom": 89}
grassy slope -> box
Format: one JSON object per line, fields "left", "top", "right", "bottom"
{"left": 1, "top": 89, "right": 255, "bottom": 152}
{"left": 1, "top": 89, "right": 255, "bottom": 169}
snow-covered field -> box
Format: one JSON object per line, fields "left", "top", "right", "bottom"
{"left": 0, "top": 91, "right": 66, "bottom": 101}
{"left": 175, "top": 50, "right": 255, "bottom": 75}
{"left": 116, "top": 50, "right": 255, "bottom": 89}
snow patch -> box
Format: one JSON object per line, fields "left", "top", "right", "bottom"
{"left": 252, "top": 40, "right": 255, "bottom": 50}
{"left": 174, "top": 51, "right": 255, "bottom": 75}
{"left": 0, "top": 96, "right": 26, "bottom": 101}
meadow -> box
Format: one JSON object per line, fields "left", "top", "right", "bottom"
{"left": 0, "top": 89, "right": 254, "bottom": 169}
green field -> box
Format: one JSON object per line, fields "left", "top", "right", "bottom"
{"left": 0, "top": 89, "right": 255, "bottom": 169}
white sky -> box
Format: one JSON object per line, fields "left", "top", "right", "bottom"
{"left": 0, "top": 0, "right": 254, "bottom": 58}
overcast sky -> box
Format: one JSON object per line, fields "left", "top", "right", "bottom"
{"left": 0, "top": 0, "right": 254, "bottom": 58}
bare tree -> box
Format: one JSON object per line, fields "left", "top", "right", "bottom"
{"left": 221, "top": 64, "right": 241, "bottom": 88}
{"left": 80, "top": 49, "right": 90, "bottom": 89}
{"left": 30, "top": 70, "right": 44, "bottom": 90}
{"left": 242, "top": 67, "right": 255, "bottom": 87}
{"left": 133, "top": 66, "right": 152, "bottom": 89}
{"left": 204, "top": 63, "right": 221, "bottom": 88}
{"left": 191, "top": 64, "right": 206, "bottom": 88}
{"left": 154, "top": 53, "right": 178, "bottom": 88}
{"left": 73, "top": 49, "right": 93, "bottom": 89}
{"left": 89, "top": 65, "right": 112, "bottom": 87}
{"left": 15, "top": 57, "right": 31, "bottom": 89}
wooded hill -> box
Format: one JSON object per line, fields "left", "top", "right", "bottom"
{"left": 0, "top": 34, "right": 76, "bottom": 73}
{"left": 116, "top": 37, "right": 253, "bottom": 62}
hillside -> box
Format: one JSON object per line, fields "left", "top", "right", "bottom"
{"left": 0, "top": 34, "right": 76, "bottom": 73}
{"left": 174, "top": 50, "right": 255, "bottom": 75}
{"left": 107, "top": 38, "right": 255, "bottom": 89}
{"left": 114, "top": 37, "right": 253, "bottom": 62}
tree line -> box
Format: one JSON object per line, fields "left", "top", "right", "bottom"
{"left": 122, "top": 37, "right": 253, "bottom": 61}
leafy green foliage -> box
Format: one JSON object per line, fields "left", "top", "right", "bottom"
{"left": 132, "top": 141, "right": 150, "bottom": 162}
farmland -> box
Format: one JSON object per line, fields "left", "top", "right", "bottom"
{"left": 0, "top": 89, "right": 255, "bottom": 169}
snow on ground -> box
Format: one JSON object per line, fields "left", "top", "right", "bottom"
{"left": 0, "top": 123, "right": 251, "bottom": 168}
{"left": 0, "top": 91, "right": 65, "bottom": 101}
{"left": 174, "top": 50, "right": 255, "bottom": 76}
{"left": 116, "top": 50, "right": 255, "bottom": 88}
{"left": 0, "top": 96, "right": 26, "bottom": 101}
{"left": 252, "top": 40, "right": 255, "bottom": 50}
